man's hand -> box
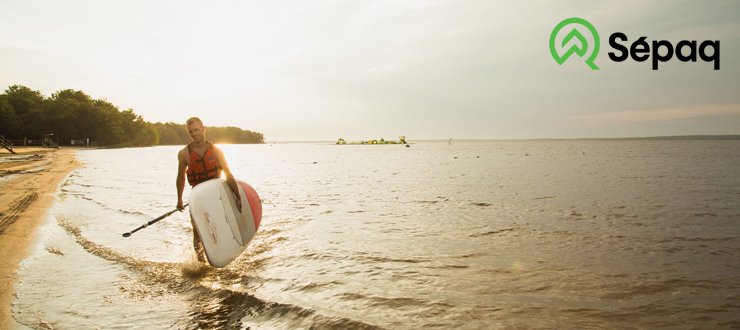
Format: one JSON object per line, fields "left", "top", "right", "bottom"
{"left": 177, "top": 199, "right": 184, "bottom": 211}
{"left": 236, "top": 196, "right": 242, "bottom": 212}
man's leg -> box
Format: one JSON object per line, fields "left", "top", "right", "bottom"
{"left": 191, "top": 217, "right": 207, "bottom": 263}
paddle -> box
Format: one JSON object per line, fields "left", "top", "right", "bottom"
{"left": 122, "top": 204, "right": 188, "bottom": 238}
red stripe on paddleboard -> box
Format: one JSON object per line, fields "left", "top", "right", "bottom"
{"left": 239, "top": 181, "right": 262, "bottom": 231}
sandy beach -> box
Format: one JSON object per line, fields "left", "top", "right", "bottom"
{"left": 0, "top": 147, "right": 80, "bottom": 329}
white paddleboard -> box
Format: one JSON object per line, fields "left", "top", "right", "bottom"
{"left": 189, "top": 178, "right": 262, "bottom": 268}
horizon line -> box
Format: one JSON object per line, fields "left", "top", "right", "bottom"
{"left": 264, "top": 134, "right": 740, "bottom": 143}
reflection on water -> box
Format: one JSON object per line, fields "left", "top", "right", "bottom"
{"left": 12, "top": 141, "right": 740, "bottom": 329}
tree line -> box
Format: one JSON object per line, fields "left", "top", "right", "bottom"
{"left": 0, "top": 85, "right": 264, "bottom": 147}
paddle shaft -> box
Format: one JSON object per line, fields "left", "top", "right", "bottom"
{"left": 122, "top": 204, "right": 188, "bottom": 237}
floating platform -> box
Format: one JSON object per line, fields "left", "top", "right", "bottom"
{"left": 336, "top": 136, "right": 408, "bottom": 145}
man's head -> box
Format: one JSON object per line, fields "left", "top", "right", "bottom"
{"left": 186, "top": 117, "right": 206, "bottom": 143}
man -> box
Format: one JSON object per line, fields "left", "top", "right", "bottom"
{"left": 176, "top": 117, "right": 242, "bottom": 263}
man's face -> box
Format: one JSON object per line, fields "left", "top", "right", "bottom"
{"left": 187, "top": 123, "right": 205, "bottom": 142}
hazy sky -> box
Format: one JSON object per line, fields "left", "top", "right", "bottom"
{"left": 1, "top": 0, "right": 738, "bottom": 141}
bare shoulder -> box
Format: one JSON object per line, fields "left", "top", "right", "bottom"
{"left": 178, "top": 146, "right": 189, "bottom": 161}
{"left": 211, "top": 144, "right": 225, "bottom": 157}
{"left": 210, "top": 144, "right": 231, "bottom": 168}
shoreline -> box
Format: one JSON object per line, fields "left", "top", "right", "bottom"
{"left": 0, "top": 147, "right": 81, "bottom": 330}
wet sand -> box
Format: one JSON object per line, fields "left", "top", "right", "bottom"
{"left": 0, "top": 147, "right": 80, "bottom": 329}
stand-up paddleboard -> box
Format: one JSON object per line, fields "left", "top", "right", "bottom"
{"left": 189, "top": 178, "right": 262, "bottom": 268}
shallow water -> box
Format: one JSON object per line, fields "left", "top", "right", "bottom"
{"left": 11, "top": 141, "right": 740, "bottom": 329}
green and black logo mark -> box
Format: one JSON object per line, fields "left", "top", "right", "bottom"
{"left": 550, "top": 17, "right": 720, "bottom": 70}
{"left": 550, "top": 18, "right": 601, "bottom": 70}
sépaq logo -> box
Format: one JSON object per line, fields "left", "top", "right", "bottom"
{"left": 550, "top": 17, "right": 720, "bottom": 70}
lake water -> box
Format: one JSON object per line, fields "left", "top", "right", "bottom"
{"left": 11, "top": 140, "right": 740, "bottom": 329}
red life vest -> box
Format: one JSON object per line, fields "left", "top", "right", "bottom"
{"left": 186, "top": 141, "right": 222, "bottom": 186}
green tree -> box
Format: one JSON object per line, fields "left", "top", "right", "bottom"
{"left": 4, "top": 85, "right": 44, "bottom": 117}
{"left": 94, "top": 99, "right": 126, "bottom": 145}
{"left": 133, "top": 123, "right": 159, "bottom": 147}
{"left": 205, "top": 126, "right": 264, "bottom": 144}
{"left": 0, "top": 97, "right": 23, "bottom": 138}
{"left": 44, "top": 89, "right": 105, "bottom": 145}
{"left": 156, "top": 122, "right": 185, "bottom": 145}
{"left": 3, "top": 85, "right": 45, "bottom": 139}
{"left": 120, "top": 109, "right": 145, "bottom": 142}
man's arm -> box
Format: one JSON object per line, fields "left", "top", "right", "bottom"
{"left": 176, "top": 148, "right": 187, "bottom": 210}
{"left": 213, "top": 146, "right": 242, "bottom": 212}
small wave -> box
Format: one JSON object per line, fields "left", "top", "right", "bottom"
{"left": 359, "top": 255, "right": 430, "bottom": 264}
{"left": 299, "top": 252, "right": 429, "bottom": 265}
{"left": 283, "top": 280, "right": 342, "bottom": 293}
{"left": 451, "top": 253, "right": 488, "bottom": 259}
{"left": 691, "top": 213, "right": 718, "bottom": 217}
{"left": 76, "top": 196, "right": 149, "bottom": 217}
{"left": 62, "top": 180, "right": 123, "bottom": 190}
{"left": 597, "top": 277, "right": 734, "bottom": 301}
{"left": 473, "top": 268, "right": 520, "bottom": 275}
{"left": 437, "top": 264, "right": 470, "bottom": 269}
{"left": 239, "top": 302, "right": 385, "bottom": 330}
{"left": 469, "top": 228, "right": 515, "bottom": 237}
{"left": 470, "top": 202, "right": 491, "bottom": 207}
{"left": 599, "top": 283, "right": 673, "bottom": 300}
{"left": 657, "top": 236, "right": 737, "bottom": 243}
{"left": 119, "top": 209, "right": 147, "bottom": 216}
{"left": 369, "top": 297, "right": 427, "bottom": 309}
{"left": 335, "top": 292, "right": 427, "bottom": 309}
